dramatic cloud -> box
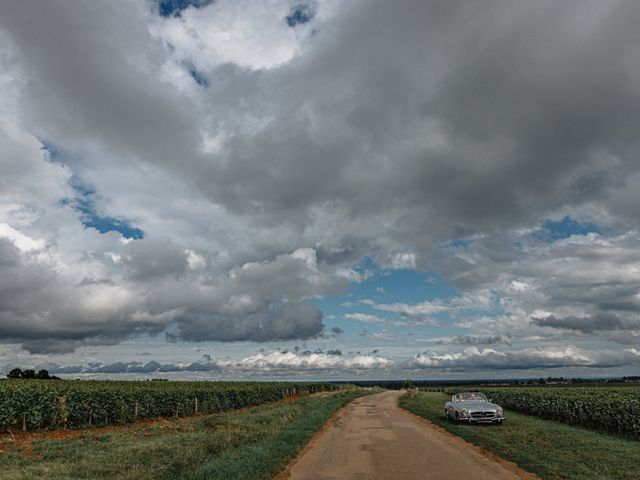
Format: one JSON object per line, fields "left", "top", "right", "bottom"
{"left": 167, "top": 302, "right": 325, "bottom": 343}
{"left": 1, "top": 0, "right": 640, "bottom": 376}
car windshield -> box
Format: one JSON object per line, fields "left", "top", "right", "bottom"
{"left": 455, "top": 393, "right": 487, "bottom": 402}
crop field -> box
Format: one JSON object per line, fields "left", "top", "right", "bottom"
{"left": 0, "top": 380, "right": 341, "bottom": 431}
{"left": 0, "top": 389, "right": 367, "bottom": 480}
{"left": 401, "top": 391, "right": 640, "bottom": 480}
{"left": 439, "top": 385, "right": 640, "bottom": 438}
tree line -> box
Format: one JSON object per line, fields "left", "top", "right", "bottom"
{"left": 6, "top": 368, "right": 61, "bottom": 380}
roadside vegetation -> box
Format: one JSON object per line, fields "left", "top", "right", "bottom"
{"left": 400, "top": 391, "right": 640, "bottom": 480}
{"left": 0, "top": 389, "right": 367, "bottom": 480}
{"left": 474, "top": 386, "right": 640, "bottom": 438}
{"left": 0, "top": 380, "right": 340, "bottom": 430}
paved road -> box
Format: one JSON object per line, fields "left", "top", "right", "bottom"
{"left": 281, "top": 390, "right": 534, "bottom": 480}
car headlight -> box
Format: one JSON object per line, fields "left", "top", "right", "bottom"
{"left": 461, "top": 409, "right": 469, "bottom": 418}
{"left": 497, "top": 408, "right": 503, "bottom": 416}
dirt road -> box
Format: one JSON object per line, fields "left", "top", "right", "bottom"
{"left": 281, "top": 390, "right": 535, "bottom": 480}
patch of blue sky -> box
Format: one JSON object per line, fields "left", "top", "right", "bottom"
{"left": 157, "top": 0, "right": 213, "bottom": 18}
{"left": 443, "top": 238, "right": 474, "bottom": 250}
{"left": 352, "top": 255, "right": 380, "bottom": 276}
{"left": 63, "top": 176, "right": 144, "bottom": 240}
{"left": 360, "top": 268, "right": 457, "bottom": 303}
{"left": 533, "top": 216, "right": 600, "bottom": 242}
{"left": 41, "top": 139, "right": 82, "bottom": 169}
{"left": 285, "top": 2, "right": 316, "bottom": 27}
{"left": 311, "top": 264, "right": 461, "bottom": 337}
{"left": 40, "top": 139, "right": 60, "bottom": 160}
{"left": 186, "top": 63, "right": 210, "bottom": 87}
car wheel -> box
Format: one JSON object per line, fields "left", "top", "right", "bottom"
{"left": 445, "top": 409, "right": 449, "bottom": 419}
{"left": 455, "top": 412, "right": 459, "bottom": 422}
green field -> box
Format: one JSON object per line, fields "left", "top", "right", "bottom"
{"left": 0, "top": 389, "right": 367, "bottom": 480}
{"left": 428, "top": 384, "right": 640, "bottom": 438}
{"left": 0, "top": 380, "right": 340, "bottom": 431}
{"left": 400, "top": 391, "right": 640, "bottom": 480}
{"left": 473, "top": 386, "right": 640, "bottom": 438}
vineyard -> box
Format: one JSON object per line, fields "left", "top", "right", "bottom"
{"left": 442, "top": 386, "right": 640, "bottom": 438}
{"left": 0, "top": 380, "right": 342, "bottom": 431}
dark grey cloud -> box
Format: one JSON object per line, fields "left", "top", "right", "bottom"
{"left": 38, "top": 360, "right": 220, "bottom": 375}
{"left": 0, "top": 227, "right": 340, "bottom": 352}
{"left": 127, "top": 361, "right": 162, "bottom": 373}
{"left": 182, "top": 362, "right": 220, "bottom": 372}
{"left": 330, "top": 327, "right": 344, "bottom": 335}
{"left": 609, "top": 333, "right": 640, "bottom": 345}
{"left": 190, "top": 0, "right": 640, "bottom": 245}
{"left": 121, "top": 237, "right": 189, "bottom": 281}
{"left": 167, "top": 302, "right": 324, "bottom": 343}
{"left": 53, "top": 365, "right": 84, "bottom": 374}
{"left": 448, "top": 335, "right": 512, "bottom": 347}
{"left": 4, "top": 0, "right": 639, "bottom": 247}
{"left": 95, "top": 362, "right": 131, "bottom": 374}
{"left": 532, "top": 313, "right": 630, "bottom": 334}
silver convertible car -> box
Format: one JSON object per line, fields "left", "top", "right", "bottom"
{"left": 444, "top": 392, "right": 505, "bottom": 424}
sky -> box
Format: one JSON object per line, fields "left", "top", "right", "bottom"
{"left": 1, "top": 0, "right": 640, "bottom": 380}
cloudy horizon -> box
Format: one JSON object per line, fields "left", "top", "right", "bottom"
{"left": 1, "top": 0, "right": 640, "bottom": 380}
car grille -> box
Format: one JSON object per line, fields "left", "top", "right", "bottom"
{"left": 470, "top": 411, "right": 495, "bottom": 419}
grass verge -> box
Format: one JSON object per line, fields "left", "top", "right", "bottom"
{"left": 400, "top": 391, "right": 640, "bottom": 480}
{"left": 0, "top": 390, "right": 369, "bottom": 480}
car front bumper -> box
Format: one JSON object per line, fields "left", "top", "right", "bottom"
{"left": 467, "top": 416, "right": 504, "bottom": 423}
{"left": 460, "top": 412, "right": 505, "bottom": 423}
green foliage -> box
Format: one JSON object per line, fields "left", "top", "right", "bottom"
{"left": 443, "top": 386, "right": 640, "bottom": 438}
{"left": 401, "top": 391, "right": 640, "bottom": 480}
{"left": 0, "top": 380, "right": 341, "bottom": 431}
{"left": 6, "top": 369, "right": 23, "bottom": 379}
{"left": 35, "top": 370, "right": 51, "bottom": 380}
{"left": 0, "top": 390, "right": 365, "bottom": 480}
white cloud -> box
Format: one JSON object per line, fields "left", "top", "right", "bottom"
{"left": 371, "top": 291, "right": 492, "bottom": 318}
{"left": 230, "top": 349, "right": 393, "bottom": 371}
{"left": 410, "top": 346, "right": 640, "bottom": 371}
{"left": 508, "top": 280, "right": 529, "bottom": 293}
{"left": 389, "top": 252, "right": 417, "bottom": 269}
{"left": 345, "top": 313, "right": 386, "bottom": 324}
{"left": 149, "top": 0, "right": 310, "bottom": 71}
{"left": 0, "top": 223, "right": 45, "bottom": 252}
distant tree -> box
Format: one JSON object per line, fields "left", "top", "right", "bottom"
{"left": 7, "top": 368, "right": 23, "bottom": 379}
{"left": 6, "top": 367, "right": 61, "bottom": 380}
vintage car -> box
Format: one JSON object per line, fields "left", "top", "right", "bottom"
{"left": 444, "top": 392, "right": 505, "bottom": 424}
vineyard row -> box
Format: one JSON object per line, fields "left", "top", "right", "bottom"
{"left": 0, "top": 380, "right": 343, "bottom": 431}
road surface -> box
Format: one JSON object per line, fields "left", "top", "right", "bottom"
{"left": 280, "top": 390, "right": 536, "bottom": 480}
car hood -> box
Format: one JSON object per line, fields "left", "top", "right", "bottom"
{"left": 453, "top": 401, "right": 499, "bottom": 410}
